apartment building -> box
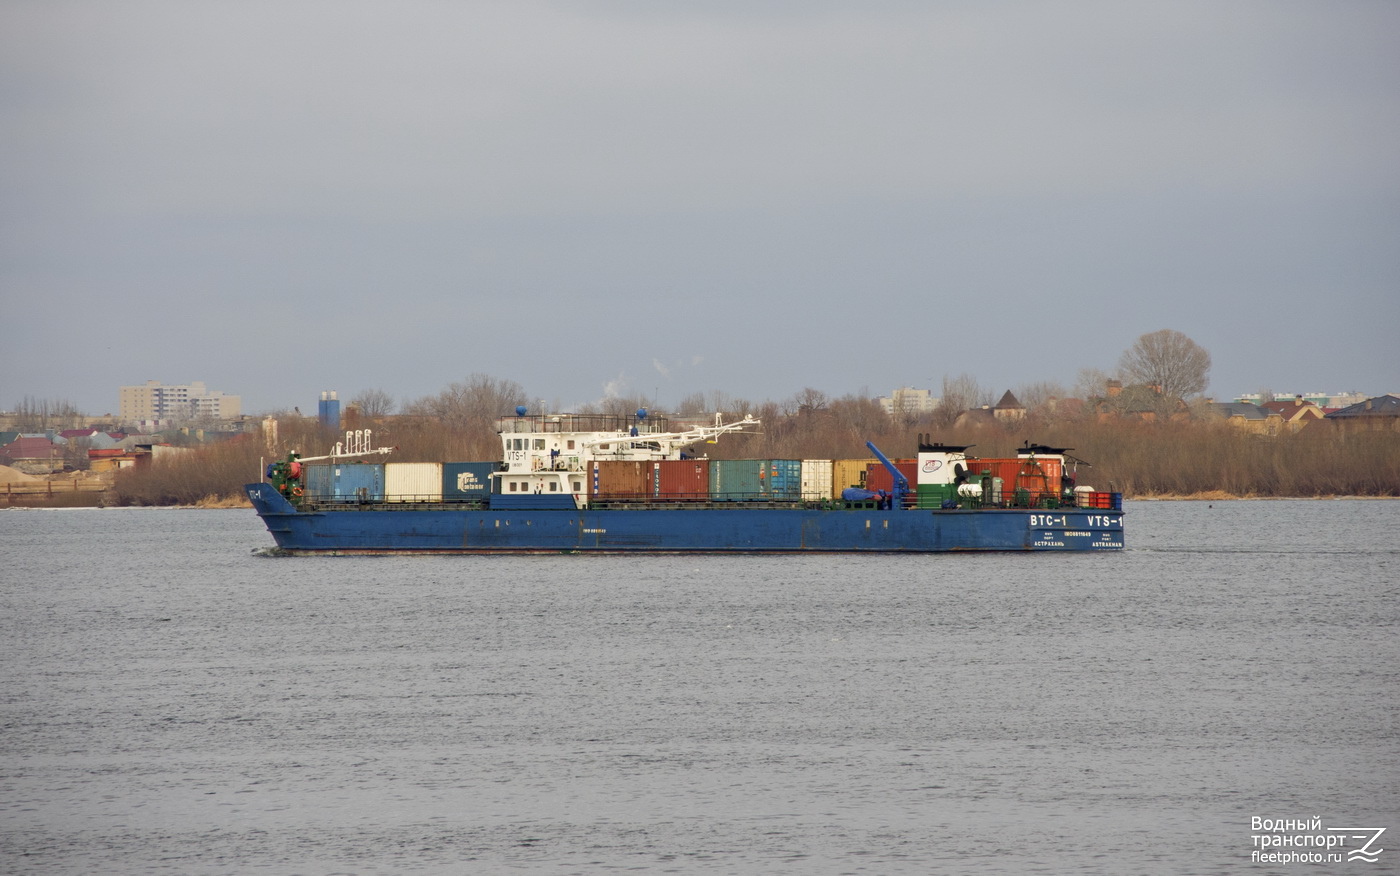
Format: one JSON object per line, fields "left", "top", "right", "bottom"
{"left": 878, "top": 386, "right": 939, "bottom": 418}
{"left": 119, "top": 381, "right": 241, "bottom": 423}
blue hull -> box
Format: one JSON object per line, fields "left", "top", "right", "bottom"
{"left": 245, "top": 484, "right": 1124, "bottom": 554}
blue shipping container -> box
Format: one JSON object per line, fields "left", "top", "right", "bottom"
{"left": 762, "top": 459, "right": 802, "bottom": 500}
{"left": 443, "top": 462, "right": 496, "bottom": 501}
{"left": 304, "top": 463, "right": 384, "bottom": 502}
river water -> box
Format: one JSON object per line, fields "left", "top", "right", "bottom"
{"left": 2, "top": 501, "right": 1396, "bottom": 875}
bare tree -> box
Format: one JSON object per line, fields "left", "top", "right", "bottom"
{"left": 1118, "top": 329, "right": 1212, "bottom": 399}
{"left": 13, "top": 396, "right": 83, "bottom": 431}
{"left": 674, "top": 392, "right": 708, "bottom": 415}
{"left": 63, "top": 435, "right": 92, "bottom": 470}
{"left": 1073, "top": 367, "right": 1116, "bottom": 402}
{"left": 932, "top": 373, "right": 985, "bottom": 427}
{"left": 351, "top": 388, "right": 397, "bottom": 419}
{"left": 700, "top": 390, "right": 743, "bottom": 416}
{"left": 785, "top": 387, "right": 829, "bottom": 418}
{"left": 1014, "top": 380, "right": 1067, "bottom": 413}
{"left": 581, "top": 394, "right": 653, "bottom": 418}
{"left": 403, "top": 374, "right": 528, "bottom": 428}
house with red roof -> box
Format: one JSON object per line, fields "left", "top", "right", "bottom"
{"left": 1258, "top": 397, "right": 1327, "bottom": 432}
{"left": 0, "top": 435, "right": 66, "bottom": 473}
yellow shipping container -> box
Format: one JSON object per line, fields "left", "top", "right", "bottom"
{"left": 831, "top": 458, "right": 877, "bottom": 497}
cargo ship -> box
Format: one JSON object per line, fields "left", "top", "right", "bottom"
{"left": 245, "top": 408, "right": 1124, "bottom": 554}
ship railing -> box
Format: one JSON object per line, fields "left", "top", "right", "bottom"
{"left": 585, "top": 492, "right": 808, "bottom": 510}
{"left": 938, "top": 489, "right": 1120, "bottom": 511}
{"left": 495, "top": 412, "right": 673, "bottom": 434}
{"left": 947, "top": 489, "right": 1064, "bottom": 510}
{"left": 301, "top": 493, "right": 489, "bottom": 510}
{"left": 297, "top": 489, "right": 1120, "bottom": 513}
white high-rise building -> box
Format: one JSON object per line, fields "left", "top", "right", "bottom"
{"left": 119, "top": 381, "right": 241, "bottom": 423}
{"left": 878, "top": 387, "right": 939, "bottom": 418}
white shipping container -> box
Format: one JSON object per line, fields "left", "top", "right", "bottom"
{"left": 801, "top": 459, "right": 834, "bottom": 501}
{"left": 385, "top": 462, "right": 444, "bottom": 502}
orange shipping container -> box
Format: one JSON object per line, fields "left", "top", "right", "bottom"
{"left": 591, "top": 459, "right": 711, "bottom": 501}
{"left": 590, "top": 460, "right": 649, "bottom": 499}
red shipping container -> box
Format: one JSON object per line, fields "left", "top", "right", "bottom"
{"left": 650, "top": 459, "right": 710, "bottom": 501}
{"left": 1020, "top": 457, "right": 1062, "bottom": 482}
{"left": 864, "top": 460, "right": 918, "bottom": 494}
{"left": 965, "top": 458, "right": 1022, "bottom": 486}
{"left": 1013, "top": 457, "right": 1063, "bottom": 499}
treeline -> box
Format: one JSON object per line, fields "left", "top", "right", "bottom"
{"left": 1003, "top": 418, "right": 1399, "bottom": 497}
{"left": 112, "top": 418, "right": 324, "bottom": 506}
{"left": 711, "top": 403, "right": 1400, "bottom": 497}
{"left": 110, "top": 386, "right": 1400, "bottom": 504}
{"left": 7, "top": 396, "right": 86, "bottom": 432}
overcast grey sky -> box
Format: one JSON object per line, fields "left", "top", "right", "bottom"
{"left": 3, "top": 1, "right": 1397, "bottom": 416}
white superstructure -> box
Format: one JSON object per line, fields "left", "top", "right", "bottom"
{"left": 491, "top": 409, "right": 759, "bottom": 503}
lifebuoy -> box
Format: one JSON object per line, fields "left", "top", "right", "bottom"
{"left": 291, "top": 486, "right": 304, "bottom": 497}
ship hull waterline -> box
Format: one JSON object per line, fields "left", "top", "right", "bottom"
{"left": 246, "top": 484, "right": 1124, "bottom": 555}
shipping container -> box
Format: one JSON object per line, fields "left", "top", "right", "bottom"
{"left": 385, "top": 462, "right": 443, "bottom": 503}
{"left": 763, "top": 459, "right": 802, "bottom": 500}
{"left": 964, "top": 458, "right": 1020, "bottom": 485}
{"left": 865, "top": 460, "right": 917, "bottom": 495}
{"left": 709, "top": 459, "right": 802, "bottom": 501}
{"left": 303, "top": 462, "right": 384, "bottom": 502}
{"left": 651, "top": 459, "right": 709, "bottom": 501}
{"left": 590, "top": 460, "right": 650, "bottom": 499}
{"left": 442, "top": 462, "right": 496, "bottom": 502}
{"left": 708, "top": 459, "right": 760, "bottom": 501}
{"left": 801, "top": 459, "right": 833, "bottom": 501}
{"left": 832, "top": 458, "right": 876, "bottom": 493}
{"left": 967, "top": 457, "right": 1063, "bottom": 504}
{"left": 1015, "top": 456, "right": 1064, "bottom": 489}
